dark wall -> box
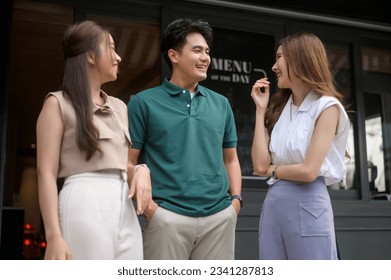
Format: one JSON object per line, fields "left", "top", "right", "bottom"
{"left": 232, "top": 0, "right": 390, "bottom": 24}
{"left": 0, "top": 0, "right": 13, "bottom": 249}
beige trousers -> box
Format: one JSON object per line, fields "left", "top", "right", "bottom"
{"left": 143, "top": 205, "right": 237, "bottom": 260}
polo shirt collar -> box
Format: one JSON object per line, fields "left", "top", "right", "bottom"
{"left": 294, "top": 90, "right": 320, "bottom": 112}
{"left": 162, "top": 78, "right": 206, "bottom": 97}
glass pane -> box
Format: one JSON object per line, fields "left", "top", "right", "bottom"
{"left": 202, "top": 27, "right": 276, "bottom": 180}
{"left": 7, "top": 0, "right": 74, "bottom": 259}
{"left": 326, "top": 44, "right": 355, "bottom": 190}
{"left": 362, "top": 47, "right": 391, "bottom": 75}
{"left": 364, "top": 102, "right": 385, "bottom": 193}
{"left": 87, "top": 15, "right": 161, "bottom": 104}
{"left": 327, "top": 46, "right": 351, "bottom": 97}
{"left": 362, "top": 46, "right": 391, "bottom": 199}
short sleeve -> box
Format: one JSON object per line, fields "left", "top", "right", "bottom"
{"left": 128, "top": 94, "right": 147, "bottom": 150}
{"left": 318, "top": 97, "right": 350, "bottom": 136}
{"left": 223, "top": 99, "right": 238, "bottom": 149}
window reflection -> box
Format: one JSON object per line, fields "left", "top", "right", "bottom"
{"left": 326, "top": 44, "right": 355, "bottom": 190}
{"left": 7, "top": 0, "right": 74, "bottom": 259}
{"left": 341, "top": 127, "right": 355, "bottom": 190}
{"left": 327, "top": 45, "right": 351, "bottom": 97}
{"left": 362, "top": 47, "right": 391, "bottom": 75}
{"left": 365, "top": 114, "right": 385, "bottom": 193}
{"left": 362, "top": 46, "right": 391, "bottom": 199}
{"left": 87, "top": 15, "right": 161, "bottom": 104}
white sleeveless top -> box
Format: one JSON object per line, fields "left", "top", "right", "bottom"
{"left": 269, "top": 91, "right": 350, "bottom": 185}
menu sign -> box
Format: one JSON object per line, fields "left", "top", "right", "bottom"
{"left": 202, "top": 27, "right": 276, "bottom": 177}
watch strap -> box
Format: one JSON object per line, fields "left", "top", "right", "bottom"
{"left": 231, "top": 194, "right": 243, "bottom": 208}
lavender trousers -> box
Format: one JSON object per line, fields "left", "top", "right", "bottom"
{"left": 258, "top": 177, "right": 338, "bottom": 260}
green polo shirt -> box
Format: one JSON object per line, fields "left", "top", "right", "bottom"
{"left": 128, "top": 78, "right": 238, "bottom": 217}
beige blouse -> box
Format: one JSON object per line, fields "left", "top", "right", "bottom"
{"left": 47, "top": 91, "right": 131, "bottom": 178}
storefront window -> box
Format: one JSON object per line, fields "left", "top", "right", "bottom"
{"left": 362, "top": 46, "right": 391, "bottom": 199}
{"left": 87, "top": 14, "right": 161, "bottom": 104}
{"left": 326, "top": 45, "right": 355, "bottom": 190}
{"left": 7, "top": 0, "right": 74, "bottom": 259}
{"left": 6, "top": 2, "right": 161, "bottom": 259}
{"left": 202, "top": 27, "right": 276, "bottom": 180}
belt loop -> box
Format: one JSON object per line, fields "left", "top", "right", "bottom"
{"left": 121, "top": 170, "right": 128, "bottom": 182}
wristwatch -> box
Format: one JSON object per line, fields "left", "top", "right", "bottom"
{"left": 271, "top": 165, "right": 279, "bottom": 179}
{"left": 231, "top": 194, "right": 243, "bottom": 208}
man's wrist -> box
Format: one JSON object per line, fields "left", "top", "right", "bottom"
{"left": 231, "top": 194, "right": 243, "bottom": 208}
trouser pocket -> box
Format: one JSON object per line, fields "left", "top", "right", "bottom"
{"left": 299, "top": 203, "right": 332, "bottom": 236}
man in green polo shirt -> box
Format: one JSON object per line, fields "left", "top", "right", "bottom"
{"left": 127, "top": 18, "right": 242, "bottom": 260}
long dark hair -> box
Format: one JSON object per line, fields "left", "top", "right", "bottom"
{"left": 61, "top": 20, "right": 107, "bottom": 160}
{"left": 265, "top": 32, "right": 346, "bottom": 135}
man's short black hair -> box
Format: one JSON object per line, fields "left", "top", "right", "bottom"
{"left": 161, "top": 18, "right": 213, "bottom": 70}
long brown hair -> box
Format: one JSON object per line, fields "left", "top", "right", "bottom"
{"left": 61, "top": 20, "right": 108, "bottom": 160}
{"left": 265, "top": 32, "right": 345, "bottom": 135}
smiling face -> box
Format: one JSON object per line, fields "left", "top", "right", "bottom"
{"left": 169, "top": 32, "right": 211, "bottom": 87}
{"left": 272, "top": 45, "right": 294, "bottom": 89}
{"left": 94, "top": 33, "right": 121, "bottom": 84}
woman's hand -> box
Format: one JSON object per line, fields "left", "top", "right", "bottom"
{"left": 250, "top": 77, "right": 270, "bottom": 111}
{"left": 44, "top": 235, "right": 72, "bottom": 260}
{"left": 128, "top": 165, "right": 152, "bottom": 215}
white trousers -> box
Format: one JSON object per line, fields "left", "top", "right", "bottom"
{"left": 59, "top": 170, "right": 143, "bottom": 259}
